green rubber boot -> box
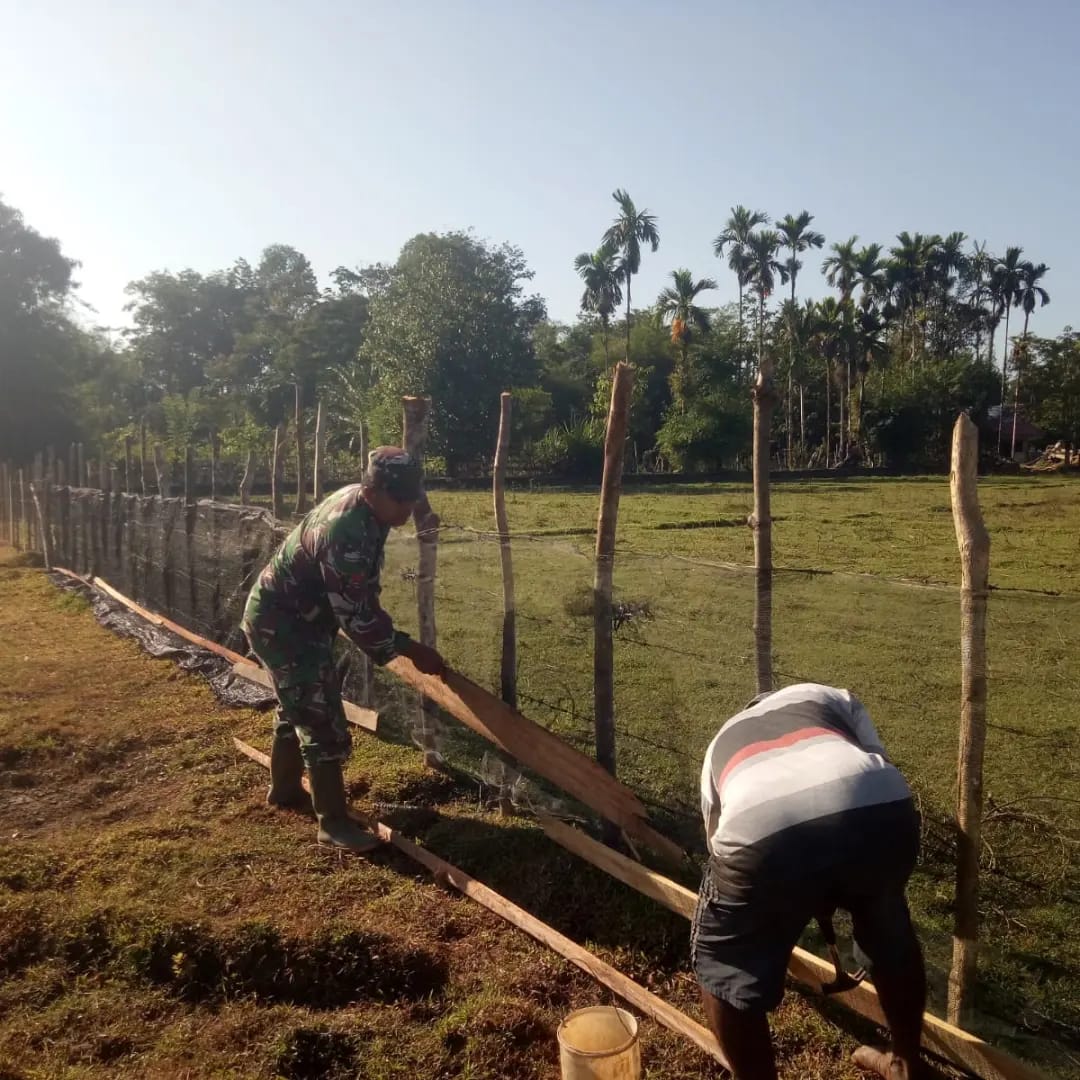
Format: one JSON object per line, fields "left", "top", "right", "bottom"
{"left": 307, "top": 761, "right": 381, "bottom": 853}
{"left": 266, "top": 735, "right": 309, "bottom": 811}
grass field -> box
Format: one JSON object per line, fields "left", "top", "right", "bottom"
{"left": 372, "top": 474, "right": 1079, "bottom": 1069}
{"left": 1, "top": 472, "right": 1076, "bottom": 1077}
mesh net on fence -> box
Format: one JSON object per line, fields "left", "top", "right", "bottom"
{"left": 27, "top": 479, "right": 1080, "bottom": 1067}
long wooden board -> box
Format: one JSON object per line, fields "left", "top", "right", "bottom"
{"left": 539, "top": 816, "right": 1049, "bottom": 1080}
{"left": 385, "top": 654, "right": 685, "bottom": 865}
{"left": 232, "top": 737, "right": 727, "bottom": 1069}
{"left": 231, "top": 660, "right": 378, "bottom": 734}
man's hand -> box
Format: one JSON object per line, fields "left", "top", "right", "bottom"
{"left": 405, "top": 640, "right": 446, "bottom": 678}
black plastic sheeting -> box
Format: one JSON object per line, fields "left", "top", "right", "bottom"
{"left": 51, "top": 572, "right": 275, "bottom": 711}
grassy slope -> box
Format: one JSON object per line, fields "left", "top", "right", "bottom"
{"left": 0, "top": 554, "right": 864, "bottom": 1080}
{"left": 373, "top": 475, "right": 1079, "bottom": 1072}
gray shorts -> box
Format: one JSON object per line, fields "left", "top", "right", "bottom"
{"left": 691, "top": 798, "right": 921, "bottom": 1012}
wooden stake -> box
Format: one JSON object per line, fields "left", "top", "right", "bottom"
{"left": 232, "top": 737, "right": 727, "bottom": 1070}
{"left": 239, "top": 449, "right": 255, "bottom": 506}
{"left": 594, "top": 362, "right": 634, "bottom": 779}
{"left": 139, "top": 418, "right": 148, "bottom": 496}
{"left": 153, "top": 444, "right": 171, "bottom": 497}
{"left": 493, "top": 392, "right": 517, "bottom": 709}
{"left": 541, "top": 814, "right": 1045, "bottom": 1080}
{"left": 68, "top": 443, "right": 77, "bottom": 489}
{"left": 294, "top": 382, "right": 308, "bottom": 516}
{"left": 947, "top": 414, "right": 991, "bottom": 1027}
{"left": 402, "top": 396, "right": 441, "bottom": 767}
{"left": 17, "top": 469, "right": 27, "bottom": 551}
{"left": 77, "top": 443, "right": 85, "bottom": 488}
{"left": 313, "top": 399, "right": 324, "bottom": 503}
{"left": 271, "top": 422, "right": 285, "bottom": 520}
{"left": 183, "top": 445, "right": 195, "bottom": 506}
{"left": 751, "top": 347, "right": 777, "bottom": 694}
{"left": 209, "top": 430, "right": 220, "bottom": 501}
{"left": 123, "top": 436, "right": 133, "bottom": 494}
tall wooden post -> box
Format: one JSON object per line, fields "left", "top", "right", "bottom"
{"left": 492, "top": 392, "right": 519, "bottom": 815}
{"left": 593, "top": 362, "right": 634, "bottom": 780}
{"left": 947, "top": 414, "right": 991, "bottom": 1027}
{"left": 271, "top": 422, "right": 285, "bottom": 520}
{"left": 68, "top": 443, "right": 77, "bottom": 489}
{"left": 0, "top": 463, "right": 7, "bottom": 543}
{"left": 294, "top": 383, "right": 308, "bottom": 516}
{"left": 153, "top": 444, "right": 171, "bottom": 497}
{"left": 359, "top": 419, "right": 369, "bottom": 473}
{"left": 402, "top": 396, "right": 441, "bottom": 767}
{"left": 5, "top": 465, "right": 14, "bottom": 548}
{"left": 355, "top": 417, "right": 372, "bottom": 704}
{"left": 750, "top": 345, "right": 777, "bottom": 694}
{"left": 17, "top": 469, "right": 27, "bottom": 551}
{"left": 209, "top": 430, "right": 220, "bottom": 502}
{"left": 139, "top": 418, "right": 148, "bottom": 496}
{"left": 493, "top": 393, "right": 517, "bottom": 709}
{"left": 183, "top": 445, "right": 195, "bottom": 506}
{"left": 240, "top": 449, "right": 255, "bottom": 506}
{"left": 76, "top": 443, "right": 85, "bottom": 489}
{"left": 124, "top": 436, "right": 134, "bottom": 494}
{"left": 313, "top": 399, "right": 325, "bottom": 504}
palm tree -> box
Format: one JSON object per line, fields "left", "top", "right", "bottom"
{"left": 657, "top": 269, "right": 717, "bottom": 410}
{"left": 991, "top": 246, "right": 1025, "bottom": 454}
{"left": 853, "top": 305, "right": 888, "bottom": 434}
{"left": 813, "top": 298, "right": 844, "bottom": 465}
{"left": 1010, "top": 261, "right": 1050, "bottom": 457}
{"left": 602, "top": 189, "right": 660, "bottom": 362}
{"left": 929, "top": 231, "right": 967, "bottom": 355}
{"left": 573, "top": 243, "right": 624, "bottom": 364}
{"left": 743, "top": 230, "right": 786, "bottom": 376}
{"left": 777, "top": 212, "right": 825, "bottom": 465}
{"left": 966, "top": 241, "right": 993, "bottom": 365}
{"left": 822, "top": 235, "right": 860, "bottom": 302}
{"left": 714, "top": 206, "right": 770, "bottom": 368}
{"left": 854, "top": 244, "right": 887, "bottom": 307}
{"left": 888, "top": 231, "right": 937, "bottom": 367}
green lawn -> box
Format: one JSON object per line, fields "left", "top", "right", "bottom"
{"left": 374, "top": 474, "right": 1080, "bottom": 1071}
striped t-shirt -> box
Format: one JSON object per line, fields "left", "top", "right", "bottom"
{"left": 700, "top": 683, "right": 911, "bottom": 869}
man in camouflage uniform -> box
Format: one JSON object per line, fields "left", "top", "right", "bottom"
{"left": 243, "top": 447, "right": 445, "bottom": 852}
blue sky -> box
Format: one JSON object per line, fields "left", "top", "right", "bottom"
{"left": 3, "top": 1, "right": 1076, "bottom": 343}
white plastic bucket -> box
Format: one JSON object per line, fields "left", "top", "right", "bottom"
{"left": 557, "top": 1006, "right": 641, "bottom": 1080}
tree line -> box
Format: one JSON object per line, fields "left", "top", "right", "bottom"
{"left": 1, "top": 191, "right": 1076, "bottom": 487}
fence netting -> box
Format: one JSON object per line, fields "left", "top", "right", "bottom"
{"left": 27, "top": 482, "right": 1080, "bottom": 1072}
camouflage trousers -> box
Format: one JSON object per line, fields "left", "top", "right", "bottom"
{"left": 242, "top": 593, "right": 352, "bottom": 766}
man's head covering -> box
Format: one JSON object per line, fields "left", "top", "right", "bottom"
{"left": 364, "top": 446, "right": 423, "bottom": 502}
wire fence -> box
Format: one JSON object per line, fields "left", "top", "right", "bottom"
{"left": 3, "top": 474, "right": 1078, "bottom": 1071}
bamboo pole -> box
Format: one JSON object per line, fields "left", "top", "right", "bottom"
{"left": 183, "top": 445, "right": 195, "bottom": 507}
{"left": 77, "top": 443, "right": 85, "bottom": 488}
{"left": 123, "top": 436, "right": 133, "bottom": 494}
{"left": 313, "top": 399, "right": 324, "bottom": 503}
{"left": 294, "top": 382, "right": 308, "bottom": 516}
{"left": 67, "top": 443, "right": 77, "bottom": 489}
{"left": 239, "top": 449, "right": 255, "bottom": 506}
{"left": 947, "top": 414, "right": 991, "bottom": 1027}
{"left": 271, "top": 422, "right": 285, "bottom": 520}
{"left": 209, "top": 431, "right": 220, "bottom": 502}
{"left": 29, "top": 480, "right": 50, "bottom": 569}
{"left": 139, "top": 418, "right": 148, "bottom": 496}
{"left": 232, "top": 736, "right": 727, "bottom": 1069}
{"left": 593, "top": 362, "right": 634, "bottom": 779}
{"left": 356, "top": 419, "right": 372, "bottom": 705}
{"left": 402, "top": 396, "right": 441, "bottom": 767}
{"left": 751, "top": 345, "right": 777, "bottom": 694}
{"left": 17, "top": 469, "right": 27, "bottom": 551}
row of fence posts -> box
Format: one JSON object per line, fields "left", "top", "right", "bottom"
{"left": 2, "top": 381, "right": 990, "bottom": 1028}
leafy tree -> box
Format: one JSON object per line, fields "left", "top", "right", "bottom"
{"left": 1025, "top": 331, "right": 1080, "bottom": 448}
{"left": 572, "top": 244, "right": 622, "bottom": 363}
{"left": 656, "top": 269, "right": 717, "bottom": 410}
{"left": 602, "top": 189, "right": 659, "bottom": 361}
{"left": 358, "top": 231, "right": 545, "bottom": 472}
{"left": 532, "top": 319, "right": 596, "bottom": 425}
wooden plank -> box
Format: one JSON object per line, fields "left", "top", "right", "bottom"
{"left": 540, "top": 817, "right": 1048, "bottom": 1080}
{"left": 384, "top": 654, "right": 685, "bottom": 866}
{"left": 232, "top": 737, "right": 727, "bottom": 1070}
{"left": 231, "top": 660, "right": 378, "bottom": 734}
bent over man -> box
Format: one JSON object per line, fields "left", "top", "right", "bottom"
{"left": 243, "top": 447, "right": 444, "bottom": 852}
{"left": 694, "top": 683, "right": 928, "bottom": 1080}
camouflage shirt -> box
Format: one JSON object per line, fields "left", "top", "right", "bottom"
{"left": 246, "top": 485, "right": 409, "bottom": 665}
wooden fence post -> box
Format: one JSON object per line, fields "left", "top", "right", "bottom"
{"left": 240, "top": 449, "right": 255, "bottom": 506}
{"left": 123, "top": 436, "right": 133, "bottom": 494}
{"left": 313, "top": 399, "right": 325, "bottom": 504}
{"left": 493, "top": 392, "right": 517, "bottom": 709}
{"left": 272, "top": 422, "right": 285, "bottom": 520}
{"left": 77, "top": 443, "right": 85, "bottom": 488}
{"left": 17, "top": 469, "right": 27, "bottom": 551}
{"left": 947, "top": 413, "right": 991, "bottom": 1027}
{"left": 209, "top": 430, "right": 220, "bottom": 502}
{"left": 402, "top": 396, "right": 441, "bottom": 767}
{"left": 294, "top": 382, "right": 308, "bottom": 516}
{"left": 68, "top": 443, "right": 77, "bottom": 489}
{"left": 153, "top": 444, "right": 171, "bottom": 498}
{"left": 139, "top": 418, "right": 148, "bottom": 496}
{"left": 5, "top": 465, "right": 14, "bottom": 548}
{"left": 593, "top": 362, "right": 634, "bottom": 781}
{"left": 492, "top": 392, "right": 519, "bottom": 814}
{"left": 183, "top": 445, "right": 195, "bottom": 507}
{"left": 750, "top": 344, "right": 778, "bottom": 694}
{"left": 355, "top": 418, "right": 372, "bottom": 705}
